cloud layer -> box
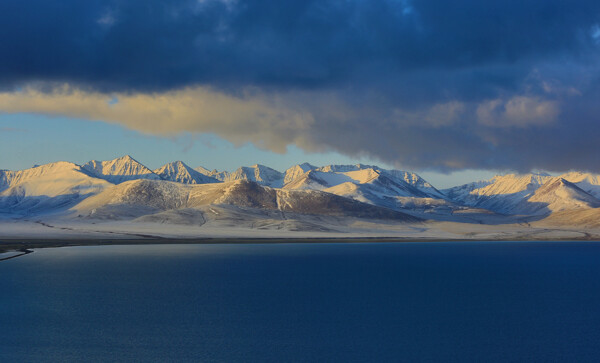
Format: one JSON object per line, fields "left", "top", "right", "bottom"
{"left": 1, "top": 0, "right": 600, "bottom": 172}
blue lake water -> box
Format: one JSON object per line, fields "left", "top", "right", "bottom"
{"left": 1, "top": 242, "right": 600, "bottom": 362}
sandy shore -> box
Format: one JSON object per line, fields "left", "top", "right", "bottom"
{"left": 2, "top": 235, "right": 600, "bottom": 254}
{"left": 2, "top": 217, "right": 600, "bottom": 255}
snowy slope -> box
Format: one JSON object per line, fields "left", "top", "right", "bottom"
{"left": 323, "top": 177, "right": 458, "bottom": 215}
{"left": 443, "top": 173, "right": 553, "bottom": 214}
{"left": 0, "top": 162, "right": 111, "bottom": 216}
{"left": 154, "top": 161, "right": 220, "bottom": 184}
{"left": 514, "top": 178, "right": 600, "bottom": 215}
{"left": 558, "top": 172, "right": 600, "bottom": 198}
{"left": 82, "top": 155, "right": 161, "bottom": 184}
{"left": 444, "top": 172, "right": 600, "bottom": 215}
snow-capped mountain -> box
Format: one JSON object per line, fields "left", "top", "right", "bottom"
{"left": 0, "top": 161, "right": 111, "bottom": 216}
{"left": 191, "top": 162, "right": 444, "bottom": 207}
{"left": 3, "top": 155, "right": 600, "bottom": 228}
{"left": 82, "top": 155, "right": 161, "bottom": 184}
{"left": 313, "top": 164, "right": 445, "bottom": 198}
{"left": 154, "top": 161, "right": 219, "bottom": 184}
{"left": 281, "top": 164, "right": 447, "bottom": 213}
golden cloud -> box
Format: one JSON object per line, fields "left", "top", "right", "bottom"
{"left": 0, "top": 84, "right": 315, "bottom": 152}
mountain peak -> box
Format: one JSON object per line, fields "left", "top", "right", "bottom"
{"left": 287, "top": 162, "right": 315, "bottom": 172}
{"left": 535, "top": 177, "right": 586, "bottom": 195}
{"left": 249, "top": 163, "right": 281, "bottom": 172}
{"left": 154, "top": 161, "right": 219, "bottom": 185}
{"left": 116, "top": 155, "right": 136, "bottom": 162}
{"left": 283, "top": 163, "right": 317, "bottom": 185}
{"left": 82, "top": 156, "right": 160, "bottom": 184}
{"left": 157, "top": 160, "right": 191, "bottom": 170}
{"left": 172, "top": 160, "right": 188, "bottom": 167}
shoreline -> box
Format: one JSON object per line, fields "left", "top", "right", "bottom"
{"left": 2, "top": 235, "right": 600, "bottom": 254}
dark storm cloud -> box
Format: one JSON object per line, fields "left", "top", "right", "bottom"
{"left": 1, "top": 0, "right": 598, "bottom": 93}
{"left": 1, "top": 0, "right": 600, "bottom": 172}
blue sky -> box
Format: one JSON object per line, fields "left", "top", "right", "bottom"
{"left": 0, "top": 113, "right": 496, "bottom": 188}
{"left": 1, "top": 0, "right": 599, "bottom": 183}
{"left": 0, "top": 113, "right": 373, "bottom": 171}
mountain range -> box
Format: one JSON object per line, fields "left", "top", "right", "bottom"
{"left": 1, "top": 155, "right": 600, "bottom": 238}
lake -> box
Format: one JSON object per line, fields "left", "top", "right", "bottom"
{"left": 2, "top": 242, "right": 600, "bottom": 362}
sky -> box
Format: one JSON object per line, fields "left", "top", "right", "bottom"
{"left": 0, "top": 113, "right": 496, "bottom": 188}
{"left": 1, "top": 0, "right": 599, "bottom": 187}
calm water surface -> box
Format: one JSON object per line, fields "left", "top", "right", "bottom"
{"left": 1, "top": 242, "right": 600, "bottom": 362}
